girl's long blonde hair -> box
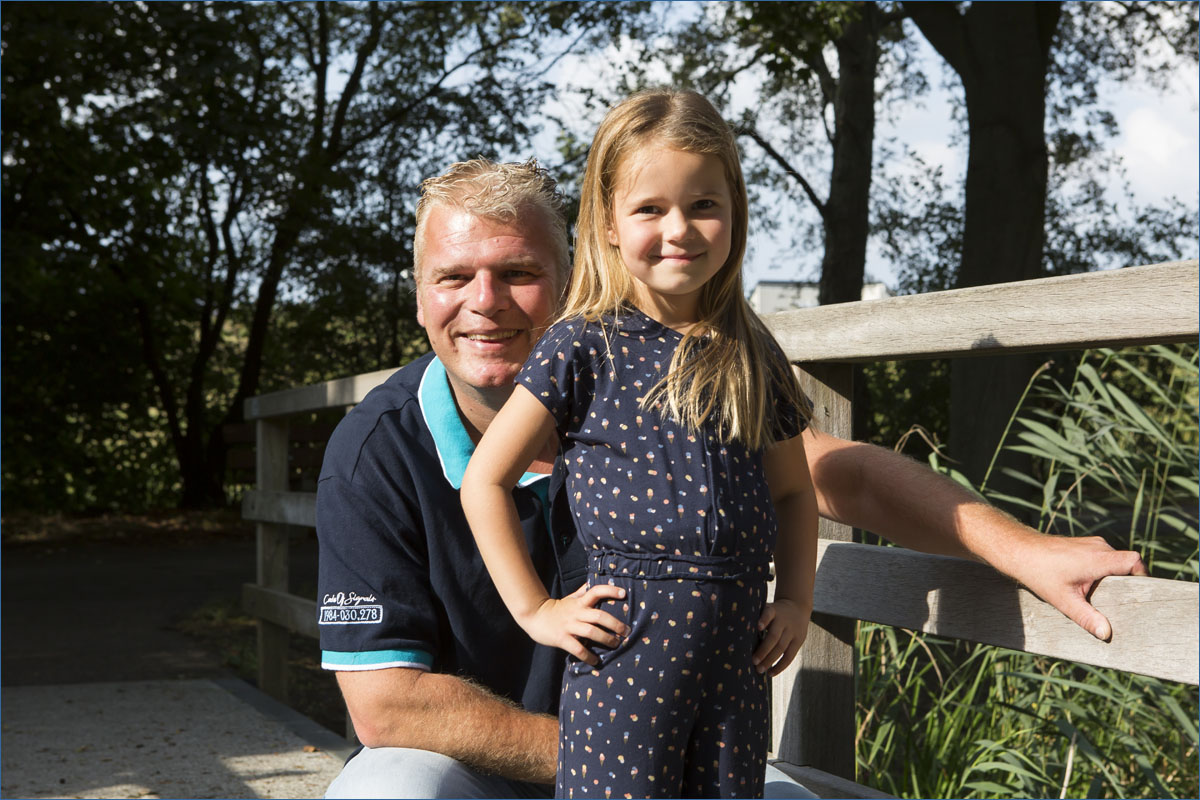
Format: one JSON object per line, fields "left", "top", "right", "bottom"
{"left": 562, "top": 88, "right": 811, "bottom": 450}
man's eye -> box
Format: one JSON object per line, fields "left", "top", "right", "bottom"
{"left": 506, "top": 269, "right": 536, "bottom": 280}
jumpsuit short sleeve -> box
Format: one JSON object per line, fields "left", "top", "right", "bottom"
{"left": 518, "top": 318, "right": 595, "bottom": 435}
{"left": 767, "top": 338, "right": 813, "bottom": 444}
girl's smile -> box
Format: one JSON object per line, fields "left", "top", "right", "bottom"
{"left": 606, "top": 145, "right": 732, "bottom": 329}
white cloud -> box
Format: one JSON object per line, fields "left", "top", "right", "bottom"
{"left": 1114, "top": 90, "right": 1200, "bottom": 206}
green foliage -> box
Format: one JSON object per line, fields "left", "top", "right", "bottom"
{"left": 859, "top": 627, "right": 1199, "bottom": 798}
{"left": 994, "top": 346, "right": 1199, "bottom": 580}
{"left": 857, "top": 344, "right": 1199, "bottom": 798}
{"left": 860, "top": 358, "right": 951, "bottom": 461}
{"left": 2, "top": 1, "right": 646, "bottom": 510}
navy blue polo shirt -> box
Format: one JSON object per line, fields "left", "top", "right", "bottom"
{"left": 315, "top": 352, "right": 583, "bottom": 715}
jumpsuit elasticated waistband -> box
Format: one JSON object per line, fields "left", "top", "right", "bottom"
{"left": 588, "top": 549, "right": 772, "bottom": 583}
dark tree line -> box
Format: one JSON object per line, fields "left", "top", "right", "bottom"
{"left": 2, "top": 1, "right": 646, "bottom": 509}
{"left": 2, "top": 1, "right": 1196, "bottom": 511}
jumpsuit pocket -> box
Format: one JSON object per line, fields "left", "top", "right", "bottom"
{"left": 567, "top": 575, "right": 635, "bottom": 676}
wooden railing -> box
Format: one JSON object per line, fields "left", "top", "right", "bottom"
{"left": 242, "top": 260, "right": 1199, "bottom": 792}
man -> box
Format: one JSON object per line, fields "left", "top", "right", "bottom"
{"left": 316, "top": 158, "right": 1145, "bottom": 798}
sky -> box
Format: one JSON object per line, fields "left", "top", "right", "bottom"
{"left": 532, "top": 6, "right": 1200, "bottom": 294}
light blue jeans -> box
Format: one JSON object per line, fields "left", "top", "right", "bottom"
{"left": 325, "top": 746, "right": 818, "bottom": 799}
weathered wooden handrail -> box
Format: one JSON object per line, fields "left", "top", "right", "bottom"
{"left": 810, "top": 541, "right": 1197, "bottom": 684}
{"left": 244, "top": 367, "right": 395, "bottom": 421}
{"left": 241, "top": 260, "right": 1199, "bottom": 793}
{"left": 765, "top": 260, "right": 1198, "bottom": 363}
{"left": 243, "top": 261, "right": 1198, "bottom": 423}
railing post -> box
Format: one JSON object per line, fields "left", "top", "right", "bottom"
{"left": 771, "top": 362, "right": 857, "bottom": 780}
{"left": 256, "top": 418, "right": 291, "bottom": 702}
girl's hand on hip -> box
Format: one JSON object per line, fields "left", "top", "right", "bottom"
{"left": 753, "top": 598, "right": 812, "bottom": 676}
{"left": 523, "top": 583, "right": 629, "bottom": 665}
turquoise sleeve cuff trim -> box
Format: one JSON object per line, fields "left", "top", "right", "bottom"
{"left": 321, "top": 649, "right": 434, "bottom": 671}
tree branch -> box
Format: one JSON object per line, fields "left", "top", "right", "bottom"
{"left": 98, "top": 244, "right": 186, "bottom": 454}
{"left": 328, "top": 0, "right": 384, "bottom": 160}
{"left": 313, "top": 1, "right": 329, "bottom": 153}
{"left": 903, "top": 2, "right": 970, "bottom": 77}
{"left": 739, "top": 126, "right": 828, "bottom": 219}
{"left": 279, "top": 2, "right": 317, "bottom": 70}
{"left": 1035, "top": 2, "right": 1064, "bottom": 61}
{"left": 341, "top": 24, "right": 536, "bottom": 155}
{"left": 195, "top": 165, "right": 221, "bottom": 345}
{"left": 803, "top": 51, "right": 838, "bottom": 146}
{"left": 533, "top": 20, "right": 593, "bottom": 80}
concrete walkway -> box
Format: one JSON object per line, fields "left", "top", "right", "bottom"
{"left": 2, "top": 523, "right": 346, "bottom": 799}
{"left": 1, "top": 678, "right": 351, "bottom": 799}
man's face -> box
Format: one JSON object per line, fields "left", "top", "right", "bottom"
{"left": 416, "top": 205, "right": 561, "bottom": 400}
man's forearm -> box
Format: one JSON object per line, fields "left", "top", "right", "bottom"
{"left": 803, "top": 428, "right": 1147, "bottom": 639}
{"left": 804, "top": 429, "right": 989, "bottom": 558}
{"left": 337, "top": 668, "right": 558, "bottom": 784}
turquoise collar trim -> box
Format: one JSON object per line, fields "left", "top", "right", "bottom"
{"left": 418, "top": 356, "right": 550, "bottom": 490}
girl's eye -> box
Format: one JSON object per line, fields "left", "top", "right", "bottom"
{"left": 635, "top": 205, "right": 659, "bottom": 215}
{"left": 694, "top": 199, "right": 716, "bottom": 210}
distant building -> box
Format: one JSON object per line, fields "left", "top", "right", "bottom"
{"left": 748, "top": 280, "right": 891, "bottom": 314}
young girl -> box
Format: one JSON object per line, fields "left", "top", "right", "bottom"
{"left": 462, "top": 89, "right": 818, "bottom": 799}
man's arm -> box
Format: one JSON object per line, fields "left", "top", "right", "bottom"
{"left": 338, "top": 667, "right": 558, "bottom": 784}
{"left": 803, "top": 427, "right": 1148, "bottom": 641}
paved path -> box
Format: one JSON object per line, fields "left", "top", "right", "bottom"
{"left": 2, "top": 679, "right": 347, "bottom": 799}
{"left": 1, "top": 529, "right": 343, "bottom": 799}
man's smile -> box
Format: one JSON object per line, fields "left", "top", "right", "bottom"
{"left": 463, "top": 330, "right": 520, "bottom": 342}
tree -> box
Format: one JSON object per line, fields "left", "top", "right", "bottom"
{"left": 621, "top": 1, "right": 1196, "bottom": 484}
{"left": 2, "top": 1, "right": 647, "bottom": 509}
{"left": 723, "top": 2, "right": 911, "bottom": 307}
{"left": 904, "top": 0, "right": 1198, "bottom": 485}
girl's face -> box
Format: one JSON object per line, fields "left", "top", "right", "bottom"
{"left": 606, "top": 144, "right": 732, "bottom": 326}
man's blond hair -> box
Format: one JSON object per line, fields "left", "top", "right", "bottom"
{"left": 413, "top": 158, "right": 570, "bottom": 286}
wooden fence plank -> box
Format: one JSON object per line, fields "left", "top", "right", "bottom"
{"left": 770, "top": 763, "right": 894, "bottom": 799}
{"left": 244, "top": 368, "right": 396, "bottom": 420}
{"left": 238, "top": 263, "right": 1198, "bottom": 421}
{"left": 255, "top": 420, "right": 292, "bottom": 702}
{"left": 243, "top": 490, "right": 317, "bottom": 528}
{"left": 766, "top": 261, "right": 1199, "bottom": 364}
{"left": 771, "top": 364, "right": 857, "bottom": 779}
{"left": 242, "top": 583, "right": 319, "bottom": 639}
{"left": 812, "top": 541, "right": 1199, "bottom": 685}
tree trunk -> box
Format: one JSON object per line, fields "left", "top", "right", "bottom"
{"left": 906, "top": 1, "right": 1061, "bottom": 491}
{"left": 818, "top": 6, "right": 881, "bottom": 307}
{"left": 817, "top": 5, "right": 883, "bottom": 444}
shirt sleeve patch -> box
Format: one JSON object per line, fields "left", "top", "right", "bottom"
{"left": 321, "top": 649, "right": 434, "bottom": 671}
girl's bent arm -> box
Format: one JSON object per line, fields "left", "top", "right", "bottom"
{"left": 757, "top": 433, "right": 819, "bottom": 676}
{"left": 462, "top": 386, "right": 560, "bottom": 621}
{"left": 461, "top": 386, "right": 628, "bottom": 663}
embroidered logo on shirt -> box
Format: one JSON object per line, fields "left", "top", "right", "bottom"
{"left": 319, "top": 591, "right": 382, "bottom": 625}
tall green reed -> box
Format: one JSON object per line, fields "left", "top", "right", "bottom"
{"left": 856, "top": 344, "right": 1198, "bottom": 798}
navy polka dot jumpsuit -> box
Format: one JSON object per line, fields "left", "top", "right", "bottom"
{"left": 519, "top": 309, "right": 807, "bottom": 799}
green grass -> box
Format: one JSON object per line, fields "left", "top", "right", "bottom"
{"left": 856, "top": 344, "right": 1199, "bottom": 799}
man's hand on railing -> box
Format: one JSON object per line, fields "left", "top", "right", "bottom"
{"left": 802, "top": 430, "right": 1151, "bottom": 641}
{"left": 1000, "top": 532, "right": 1149, "bottom": 642}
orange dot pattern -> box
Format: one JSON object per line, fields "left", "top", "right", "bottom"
{"left": 519, "top": 310, "right": 806, "bottom": 799}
